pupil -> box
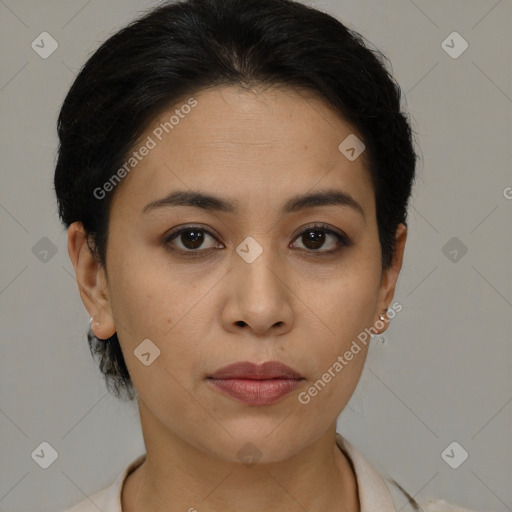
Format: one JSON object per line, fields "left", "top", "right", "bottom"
{"left": 182, "top": 230, "right": 204, "bottom": 249}
{"left": 303, "top": 230, "right": 324, "bottom": 250}
{"left": 179, "top": 229, "right": 326, "bottom": 251}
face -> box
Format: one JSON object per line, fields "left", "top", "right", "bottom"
{"left": 69, "top": 85, "right": 406, "bottom": 464}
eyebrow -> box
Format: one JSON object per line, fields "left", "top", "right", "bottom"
{"left": 142, "top": 188, "right": 365, "bottom": 219}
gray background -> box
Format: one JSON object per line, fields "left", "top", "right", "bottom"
{"left": 0, "top": 0, "right": 511, "bottom": 511}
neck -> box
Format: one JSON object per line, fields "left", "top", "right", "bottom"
{"left": 122, "top": 399, "right": 360, "bottom": 512}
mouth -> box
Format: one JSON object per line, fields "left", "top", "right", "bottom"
{"left": 207, "top": 360, "right": 304, "bottom": 380}
{"left": 206, "top": 361, "right": 305, "bottom": 406}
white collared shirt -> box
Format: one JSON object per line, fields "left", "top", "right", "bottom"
{"left": 63, "top": 433, "right": 479, "bottom": 512}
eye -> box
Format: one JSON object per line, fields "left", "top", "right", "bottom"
{"left": 162, "top": 223, "right": 352, "bottom": 257}
{"left": 163, "top": 225, "right": 222, "bottom": 256}
{"left": 290, "top": 223, "right": 352, "bottom": 254}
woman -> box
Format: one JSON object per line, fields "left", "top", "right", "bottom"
{"left": 55, "top": 0, "right": 480, "bottom": 510}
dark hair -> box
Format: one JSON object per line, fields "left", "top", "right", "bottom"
{"left": 54, "top": 0, "right": 420, "bottom": 505}
{"left": 54, "top": 0, "right": 417, "bottom": 411}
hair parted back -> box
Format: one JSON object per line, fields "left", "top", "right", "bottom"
{"left": 55, "top": 0, "right": 418, "bottom": 403}
{"left": 55, "top": 1, "right": 420, "bottom": 504}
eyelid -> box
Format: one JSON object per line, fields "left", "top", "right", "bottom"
{"left": 290, "top": 222, "right": 350, "bottom": 244}
{"left": 163, "top": 222, "right": 352, "bottom": 255}
{"left": 163, "top": 224, "right": 222, "bottom": 256}
{"left": 289, "top": 223, "right": 352, "bottom": 255}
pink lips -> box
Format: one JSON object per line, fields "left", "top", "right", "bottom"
{"left": 207, "top": 361, "right": 304, "bottom": 406}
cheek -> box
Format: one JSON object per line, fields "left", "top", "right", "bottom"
{"left": 300, "top": 298, "right": 371, "bottom": 416}
{"left": 296, "top": 263, "right": 378, "bottom": 407}
{"left": 107, "top": 251, "right": 215, "bottom": 380}
{"left": 294, "top": 334, "right": 368, "bottom": 434}
{"left": 108, "top": 263, "right": 206, "bottom": 412}
{"left": 107, "top": 248, "right": 183, "bottom": 337}
{"left": 310, "top": 267, "right": 380, "bottom": 348}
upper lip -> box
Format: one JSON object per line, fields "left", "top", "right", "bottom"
{"left": 208, "top": 361, "right": 304, "bottom": 380}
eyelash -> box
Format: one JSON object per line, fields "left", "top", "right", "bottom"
{"left": 162, "top": 223, "right": 352, "bottom": 258}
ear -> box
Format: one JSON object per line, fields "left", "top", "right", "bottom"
{"left": 67, "top": 221, "right": 116, "bottom": 340}
{"left": 374, "top": 223, "right": 407, "bottom": 333}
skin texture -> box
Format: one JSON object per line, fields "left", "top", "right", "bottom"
{"left": 68, "top": 85, "right": 407, "bottom": 512}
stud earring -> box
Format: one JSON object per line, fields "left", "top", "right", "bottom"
{"left": 379, "top": 313, "right": 387, "bottom": 322}
{"left": 89, "top": 316, "right": 100, "bottom": 327}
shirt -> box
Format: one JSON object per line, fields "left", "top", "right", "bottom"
{"left": 63, "top": 433, "right": 479, "bottom": 512}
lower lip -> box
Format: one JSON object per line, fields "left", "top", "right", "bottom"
{"left": 207, "top": 378, "right": 303, "bottom": 405}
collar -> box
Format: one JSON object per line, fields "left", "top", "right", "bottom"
{"left": 336, "top": 433, "right": 396, "bottom": 511}
{"left": 76, "top": 433, "right": 397, "bottom": 512}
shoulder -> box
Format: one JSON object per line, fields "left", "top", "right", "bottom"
{"left": 422, "top": 498, "right": 483, "bottom": 512}
{"left": 336, "top": 433, "right": 482, "bottom": 512}
{"left": 60, "top": 485, "right": 115, "bottom": 512}
{"left": 60, "top": 453, "right": 146, "bottom": 512}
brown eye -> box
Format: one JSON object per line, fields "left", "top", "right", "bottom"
{"left": 175, "top": 229, "right": 207, "bottom": 249}
{"left": 291, "top": 224, "right": 351, "bottom": 254}
{"left": 162, "top": 223, "right": 351, "bottom": 258}
{"left": 299, "top": 229, "right": 328, "bottom": 250}
{"left": 164, "top": 226, "right": 222, "bottom": 255}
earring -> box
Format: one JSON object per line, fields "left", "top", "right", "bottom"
{"left": 379, "top": 313, "right": 387, "bottom": 322}
{"left": 89, "top": 316, "right": 100, "bottom": 327}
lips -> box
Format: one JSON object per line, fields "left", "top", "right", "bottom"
{"left": 208, "top": 361, "right": 303, "bottom": 380}
{"left": 206, "top": 361, "right": 304, "bottom": 406}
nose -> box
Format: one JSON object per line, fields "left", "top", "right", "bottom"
{"left": 220, "top": 243, "right": 294, "bottom": 337}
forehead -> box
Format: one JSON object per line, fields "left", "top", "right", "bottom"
{"left": 109, "top": 85, "right": 374, "bottom": 219}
